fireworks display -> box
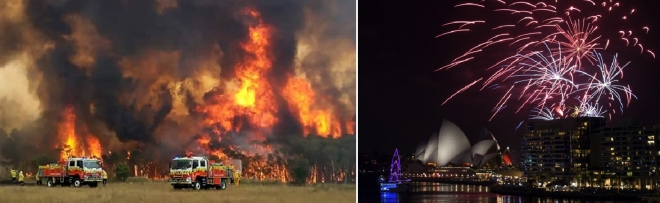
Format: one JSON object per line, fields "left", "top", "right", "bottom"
{"left": 437, "top": 0, "right": 653, "bottom": 121}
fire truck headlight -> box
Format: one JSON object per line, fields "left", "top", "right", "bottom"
{"left": 186, "top": 177, "right": 191, "bottom": 182}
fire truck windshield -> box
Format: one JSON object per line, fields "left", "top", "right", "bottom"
{"left": 83, "top": 160, "right": 102, "bottom": 169}
{"left": 170, "top": 160, "right": 192, "bottom": 170}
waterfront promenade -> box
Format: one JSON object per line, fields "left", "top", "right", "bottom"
{"left": 410, "top": 177, "right": 497, "bottom": 186}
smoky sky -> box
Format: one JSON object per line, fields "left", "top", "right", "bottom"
{"left": 0, "top": 0, "right": 356, "bottom": 151}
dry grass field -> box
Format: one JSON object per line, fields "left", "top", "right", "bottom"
{"left": 0, "top": 180, "right": 356, "bottom": 203}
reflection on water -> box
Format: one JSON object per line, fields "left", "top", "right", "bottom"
{"left": 359, "top": 174, "right": 635, "bottom": 203}
{"left": 376, "top": 183, "right": 635, "bottom": 203}
{"left": 411, "top": 182, "right": 490, "bottom": 193}
{"left": 379, "top": 183, "right": 518, "bottom": 203}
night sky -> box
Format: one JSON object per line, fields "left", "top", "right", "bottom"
{"left": 359, "top": 0, "right": 660, "bottom": 164}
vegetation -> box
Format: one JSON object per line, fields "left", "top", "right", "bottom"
{"left": 0, "top": 126, "right": 357, "bottom": 186}
{"left": 278, "top": 135, "right": 356, "bottom": 184}
{"left": 0, "top": 181, "right": 355, "bottom": 203}
{"left": 114, "top": 163, "right": 130, "bottom": 181}
{"left": 288, "top": 156, "right": 310, "bottom": 185}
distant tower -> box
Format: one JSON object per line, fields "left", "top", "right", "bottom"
{"left": 389, "top": 148, "right": 402, "bottom": 182}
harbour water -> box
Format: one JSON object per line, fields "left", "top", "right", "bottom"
{"left": 359, "top": 173, "right": 638, "bottom": 203}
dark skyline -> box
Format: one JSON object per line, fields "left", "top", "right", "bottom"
{"left": 359, "top": 0, "right": 660, "bottom": 164}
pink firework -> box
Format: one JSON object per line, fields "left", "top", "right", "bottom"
{"left": 438, "top": 0, "right": 652, "bottom": 120}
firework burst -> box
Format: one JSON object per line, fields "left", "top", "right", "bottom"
{"left": 573, "top": 52, "right": 637, "bottom": 113}
{"left": 530, "top": 106, "right": 557, "bottom": 120}
{"left": 578, "top": 102, "right": 606, "bottom": 118}
{"left": 438, "top": 0, "right": 651, "bottom": 121}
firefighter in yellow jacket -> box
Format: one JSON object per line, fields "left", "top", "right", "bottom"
{"left": 17, "top": 171, "right": 24, "bottom": 186}
{"left": 102, "top": 169, "right": 108, "bottom": 186}
{"left": 233, "top": 170, "right": 241, "bottom": 186}
{"left": 10, "top": 169, "right": 17, "bottom": 183}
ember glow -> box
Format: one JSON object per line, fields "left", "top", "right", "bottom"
{"left": 437, "top": 0, "right": 652, "bottom": 121}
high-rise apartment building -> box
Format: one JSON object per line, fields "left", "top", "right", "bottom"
{"left": 521, "top": 117, "right": 606, "bottom": 177}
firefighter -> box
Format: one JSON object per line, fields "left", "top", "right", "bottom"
{"left": 17, "top": 171, "right": 24, "bottom": 186}
{"left": 10, "top": 169, "right": 16, "bottom": 183}
{"left": 234, "top": 170, "right": 241, "bottom": 186}
{"left": 102, "top": 169, "right": 108, "bottom": 186}
{"left": 35, "top": 170, "right": 40, "bottom": 185}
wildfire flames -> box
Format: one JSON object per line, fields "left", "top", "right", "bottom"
{"left": 195, "top": 9, "right": 278, "bottom": 139}
{"left": 0, "top": 1, "right": 354, "bottom": 184}
{"left": 282, "top": 76, "right": 347, "bottom": 138}
{"left": 58, "top": 105, "right": 103, "bottom": 160}
{"left": 193, "top": 9, "right": 350, "bottom": 151}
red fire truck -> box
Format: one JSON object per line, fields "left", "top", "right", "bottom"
{"left": 37, "top": 157, "right": 104, "bottom": 187}
{"left": 168, "top": 156, "right": 237, "bottom": 190}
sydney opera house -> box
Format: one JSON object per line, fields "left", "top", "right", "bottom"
{"left": 414, "top": 120, "right": 509, "bottom": 169}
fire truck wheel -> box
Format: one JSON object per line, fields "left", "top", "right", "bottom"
{"left": 47, "top": 179, "right": 54, "bottom": 187}
{"left": 73, "top": 179, "right": 82, "bottom": 187}
{"left": 219, "top": 180, "right": 227, "bottom": 190}
{"left": 193, "top": 181, "right": 202, "bottom": 190}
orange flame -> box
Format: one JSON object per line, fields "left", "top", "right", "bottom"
{"left": 192, "top": 10, "right": 280, "bottom": 177}
{"left": 57, "top": 105, "right": 103, "bottom": 160}
{"left": 346, "top": 120, "right": 355, "bottom": 135}
{"left": 233, "top": 10, "right": 278, "bottom": 128}
{"left": 281, "top": 76, "right": 343, "bottom": 138}
{"left": 188, "top": 8, "right": 353, "bottom": 182}
{"left": 58, "top": 106, "right": 78, "bottom": 160}
{"left": 85, "top": 136, "right": 102, "bottom": 158}
{"left": 196, "top": 8, "right": 277, "bottom": 133}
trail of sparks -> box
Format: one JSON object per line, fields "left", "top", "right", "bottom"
{"left": 514, "top": 121, "right": 524, "bottom": 131}
{"left": 441, "top": 78, "right": 483, "bottom": 106}
{"left": 435, "top": 0, "right": 652, "bottom": 121}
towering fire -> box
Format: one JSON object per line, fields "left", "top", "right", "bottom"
{"left": 57, "top": 105, "right": 103, "bottom": 160}
{"left": 192, "top": 9, "right": 276, "bottom": 162}
{"left": 197, "top": 9, "right": 277, "bottom": 136}
{"left": 58, "top": 106, "right": 78, "bottom": 160}
{"left": 232, "top": 9, "right": 278, "bottom": 129}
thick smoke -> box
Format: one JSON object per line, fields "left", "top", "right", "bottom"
{"left": 293, "top": 0, "right": 356, "bottom": 120}
{"left": 0, "top": 0, "right": 355, "bottom": 168}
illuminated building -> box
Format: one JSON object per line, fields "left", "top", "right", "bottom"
{"left": 521, "top": 117, "right": 606, "bottom": 177}
{"left": 414, "top": 120, "right": 501, "bottom": 169}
